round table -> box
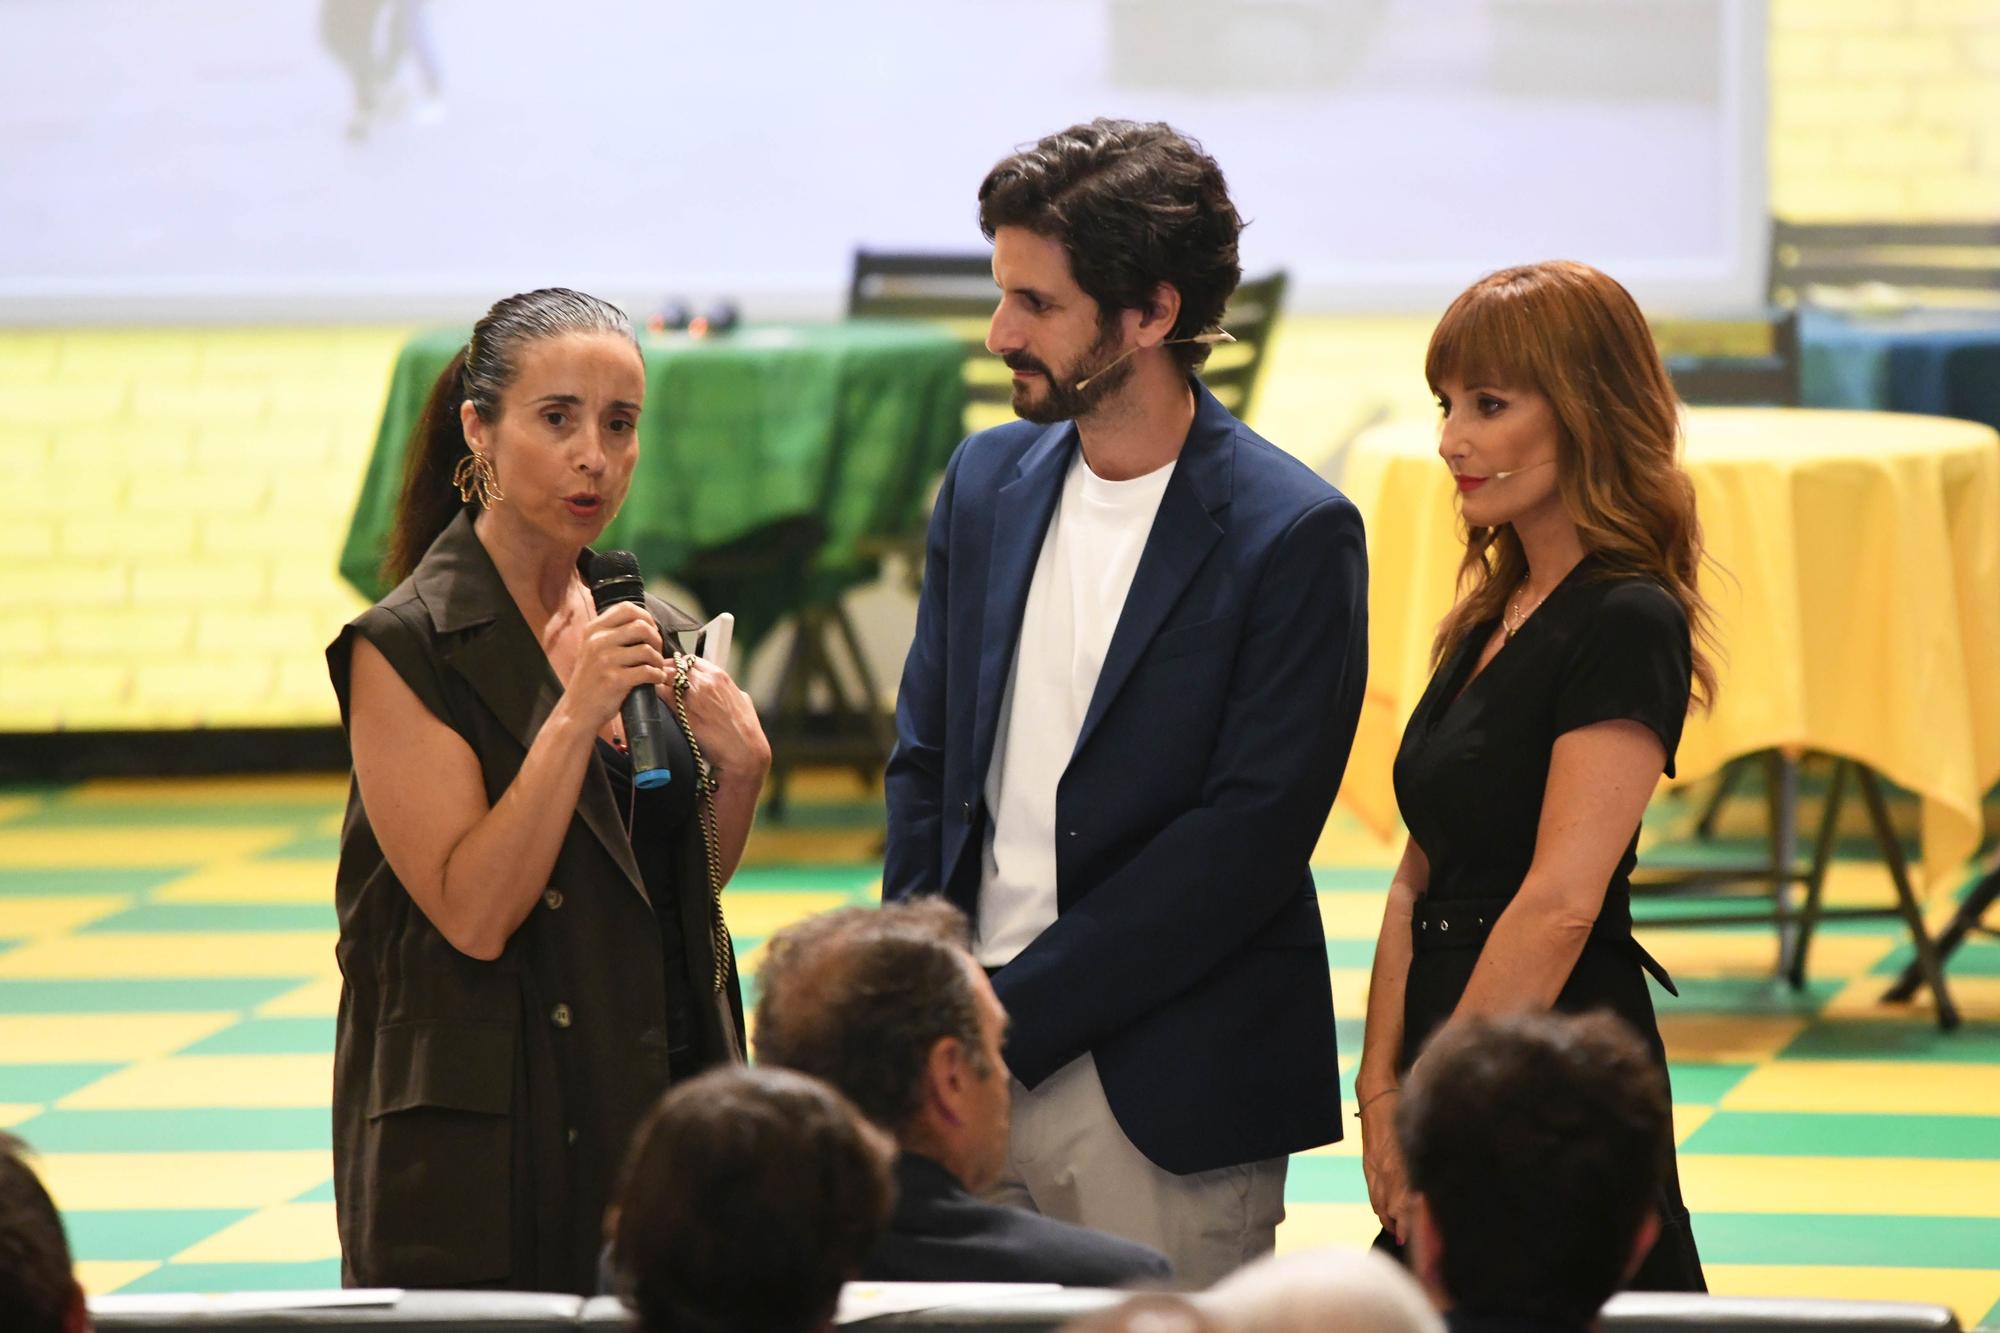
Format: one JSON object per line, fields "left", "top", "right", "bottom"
{"left": 339, "top": 320, "right": 968, "bottom": 653}
{"left": 1802, "top": 307, "right": 2000, "bottom": 435}
{"left": 1339, "top": 407, "right": 2000, "bottom": 893}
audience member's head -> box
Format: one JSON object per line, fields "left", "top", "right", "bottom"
{"left": 1062, "top": 1293, "right": 1222, "bottom": 1333}
{"left": 755, "top": 900, "right": 1011, "bottom": 1193}
{"left": 1397, "top": 1012, "right": 1668, "bottom": 1327}
{"left": 1201, "top": 1247, "right": 1443, "bottom": 1333}
{"left": 0, "top": 1133, "right": 87, "bottom": 1333}
{"left": 610, "top": 1066, "right": 894, "bottom": 1333}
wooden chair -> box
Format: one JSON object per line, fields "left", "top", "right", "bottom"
{"left": 1203, "top": 269, "right": 1289, "bottom": 421}
{"left": 1654, "top": 309, "right": 1803, "bottom": 407}
{"left": 1771, "top": 220, "right": 2000, "bottom": 306}
{"left": 848, "top": 250, "right": 1014, "bottom": 431}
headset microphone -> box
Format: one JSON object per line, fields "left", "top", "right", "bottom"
{"left": 1073, "top": 329, "right": 1236, "bottom": 392}
{"left": 1492, "top": 459, "right": 1555, "bottom": 480}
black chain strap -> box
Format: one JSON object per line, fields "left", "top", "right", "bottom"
{"left": 668, "top": 650, "right": 733, "bottom": 992}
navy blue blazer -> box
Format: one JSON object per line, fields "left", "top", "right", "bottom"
{"left": 882, "top": 382, "right": 1368, "bottom": 1175}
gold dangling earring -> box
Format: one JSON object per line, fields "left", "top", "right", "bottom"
{"left": 451, "top": 450, "right": 505, "bottom": 509}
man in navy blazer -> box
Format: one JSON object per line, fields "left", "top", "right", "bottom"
{"left": 883, "top": 119, "right": 1369, "bottom": 1286}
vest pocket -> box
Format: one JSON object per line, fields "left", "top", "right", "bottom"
{"left": 360, "top": 1019, "right": 515, "bottom": 1285}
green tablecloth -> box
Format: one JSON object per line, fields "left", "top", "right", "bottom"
{"left": 339, "top": 321, "right": 967, "bottom": 653}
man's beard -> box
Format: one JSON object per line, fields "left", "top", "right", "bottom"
{"left": 1004, "top": 317, "right": 1132, "bottom": 425}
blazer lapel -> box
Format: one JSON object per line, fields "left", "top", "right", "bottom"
{"left": 972, "top": 423, "right": 1077, "bottom": 784}
{"left": 1071, "top": 383, "right": 1235, "bottom": 759}
{"left": 418, "top": 513, "right": 648, "bottom": 902}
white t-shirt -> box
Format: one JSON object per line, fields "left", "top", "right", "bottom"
{"left": 975, "top": 449, "right": 1177, "bottom": 968}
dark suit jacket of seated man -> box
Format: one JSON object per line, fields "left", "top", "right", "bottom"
{"left": 883, "top": 378, "right": 1369, "bottom": 1258}
{"left": 865, "top": 1151, "right": 1171, "bottom": 1286}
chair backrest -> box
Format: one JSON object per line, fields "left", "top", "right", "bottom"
{"left": 86, "top": 1287, "right": 1967, "bottom": 1333}
{"left": 91, "top": 1288, "right": 590, "bottom": 1331}
{"left": 1601, "top": 1292, "right": 1960, "bottom": 1333}
{"left": 1654, "top": 308, "right": 1802, "bottom": 407}
{"left": 847, "top": 251, "right": 1012, "bottom": 419}
{"left": 1201, "top": 269, "right": 1288, "bottom": 422}
{"left": 1771, "top": 220, "right": 2000, "bottom": 306}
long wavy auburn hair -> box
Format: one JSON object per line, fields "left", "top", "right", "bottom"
{"left": 1425, "top": 260, "right": 1719, "bottom": 711}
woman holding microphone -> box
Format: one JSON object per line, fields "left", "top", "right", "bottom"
{"left": 328, "top": 288, "right": 768, "bottom": 1292}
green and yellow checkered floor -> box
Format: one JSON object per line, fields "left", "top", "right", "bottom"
{"left": 1, "top": 772, "right": 1997, "bottom": 1326}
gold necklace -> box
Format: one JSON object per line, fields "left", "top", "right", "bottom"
{"left": 1502, "top": 581, "right": 1549, "bottom": 640}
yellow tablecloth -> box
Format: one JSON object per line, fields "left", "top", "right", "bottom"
{"left": 1339, "top": 407, "right": 2000, "bottom": 891}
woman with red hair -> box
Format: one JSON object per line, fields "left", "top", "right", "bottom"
{"left": 1354, "top": 261, "right": 1716, "bottom": 1291}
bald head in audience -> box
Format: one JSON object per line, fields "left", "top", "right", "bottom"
{"left": 1063, "top": 1250, "right": 1440, "bottom": 1333}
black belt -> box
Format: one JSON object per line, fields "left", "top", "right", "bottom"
{"left": 1413, "top": 895, "right": 1677, "bottom": 996}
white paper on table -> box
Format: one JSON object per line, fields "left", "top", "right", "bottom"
{"left": 837, "top": 1281, "right": 1062, "bottom": 1324}
{"left": 91, "top": 1289, "right": 403, "bottom": 1316}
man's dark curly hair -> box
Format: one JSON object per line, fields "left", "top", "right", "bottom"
{"left": 1397, "top": 1012, "right": 1670, "bottom": 1326}
{"left": 754, "top": 900, "right": 986, "bottom": 1136}
{"left": 0, "top": 1133, "right": 79, "bottom": 1333}
{"left": 978, "top": 118, "right": 1243, "bottom": 374}
{"left": 611, "top": 1066, "right": 894, "bottom": 1333}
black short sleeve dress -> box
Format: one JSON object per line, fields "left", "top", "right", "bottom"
{"left": 1386, "top": 555, "right": 1706, "bottom": 1291}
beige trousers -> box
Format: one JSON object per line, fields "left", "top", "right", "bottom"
{"left": 988, "top": 1052, "right": 1288, "bottom": 1289}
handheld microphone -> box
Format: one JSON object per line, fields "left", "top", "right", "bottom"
{"left": 585, "top": 550, "right": 674, "bottom": 790}
{"left": 1074, "top": 329, "right": 1236, "bottom": 392}
{"left": 1492, "top": 459, "right": 1554, "bottom": 480}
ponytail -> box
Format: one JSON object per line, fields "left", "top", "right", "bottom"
{"left": 383, "top": 347, "right": 473, "bottom": 587}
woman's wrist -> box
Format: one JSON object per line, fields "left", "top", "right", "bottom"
{"left": 711, "top": 752, "right": 771, "bottom": 793}
{"left": 541, "top": 700, "right": 598, "bottom": 754}
{"left": 1353, "top": 1082, "right": 1401, "bottom": 1119}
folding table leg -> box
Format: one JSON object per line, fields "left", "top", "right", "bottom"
{"left": 1785, "top": 757, "right": 1849, "bottom": 989}
{"left": 1694, "top": 756, "right": 1748, "bottom": 839}
{"left": 1768, "top": 751, "right": 1801, "bottom": 978}
{"left": 1855, "top": 765, "right": 1961, "bottom": 1031}
{"left": 764, "top": 613, "right": 821, "bottom": 820}
{"left": 831, "top": 601, "right": 896, "bottom": 774}
{"left": 1885, "top": 864, "right": 2000, "bottom": 1003}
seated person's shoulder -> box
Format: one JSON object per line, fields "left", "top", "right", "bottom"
{"left": 872, "top": 1166, "right": 1170, "bottom": 1286}
{"left": 992, "top": 1204, "right": 1173, "bottom": 1286}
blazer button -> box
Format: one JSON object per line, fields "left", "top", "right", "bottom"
{"left": 961, "top": 801, "right": 973, "bottom": 824}
{"left": 544, "top": 889, "right": 564, "bottom": 910}
{"left": 566, "top": 1127, "right": 579, "bottom": 1146}
{"left": 551, "top": 1003, "right": 573, "bottom": 1028}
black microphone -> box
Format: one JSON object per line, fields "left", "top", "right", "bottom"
{"left": 586, "top": 550, "right": 674, "bottom": 790}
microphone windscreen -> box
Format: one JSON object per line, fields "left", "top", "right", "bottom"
{"left": 587, "top": 549, "right": 646, "bottom": 612}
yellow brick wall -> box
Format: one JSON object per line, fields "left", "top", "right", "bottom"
{"left": 0, "top": 330, "right": 397, "bottom": 731}
{"left": 1770, "top": 0, "right": 2000, "bottom": 220}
